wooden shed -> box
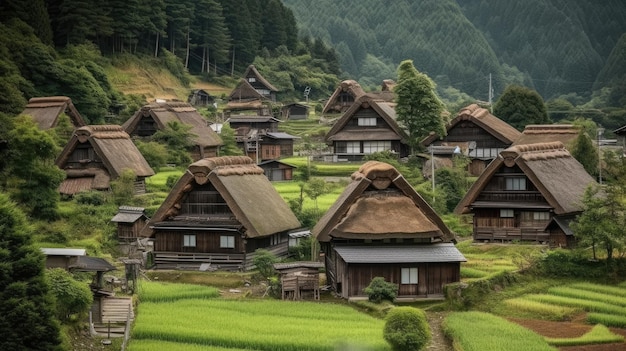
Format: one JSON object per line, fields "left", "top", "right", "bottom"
{"left": 187, "top": 89, "right": 216, "bottom": 107}
{"left": 312, "top": 161, "right": 465, "bottom": 300}
{"left": 455, "top": 142, "right": 596, "bottom": 243}
{"left": 20, "top": 96, "right": 87, "bottom": 130}
{"left": 122, "top": 100, "right": 223, "bottom": 161}
{"left": 545, "top": 214, "right": 578, "bottom": 249}
{"left": 273, "top": 261, "right": 323, "bottom": 300}
{"left": 140, "top": 156, "right": 304, "bottom": 270}
{"left": 258, "top": 159, "right": 296, "bottom": 181}
{"left": 111, "top": 206, "right": 148, "bottom": 242}
{"left": 55, "top": 125, "right": 155, "bottom": 195}
{"left": 41, "top": 248, "right": 87, "bottom": 270}
{"left": 281, "top": 103, "right": 309, "bottom": 120}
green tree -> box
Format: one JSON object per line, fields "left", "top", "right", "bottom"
{"left": 46, "top": 268, "right": 93, "bottom": 322}
{"left": 135, "top": 140, "right": 169, "bottom": 170}
{"left": 570, "top": 130, "right": 598, "bottom": 177}
{"left": 383, "top": 306, "right": 431, "bottom": 351}
{"left": 6, "top": 116, "right": 65, "bottom": 220}
{"left": 152, "top": 121, "right": 194, "bottom": 166}
{"left": 304, "top": 178, "right": 329, "bottom": 220}
{"left": 0, "top": 193, "right": 62, "bottom": 350}
{"left": 111, "top": 169, "right": 137, "bottom": 206}
{"left": 252, "top": 249, "right": 278, "bottom": 279}
{"left": 395, "top": 60, "right": 446, "bottom": 153}
{"left": 572, "top": 184, "right": 625, "bottom": 260}
{"left": 493, "top": 85, "right": 550, "bottom": 131}
{"left": 218, "top": 124, "right": 243, "bottom": 156}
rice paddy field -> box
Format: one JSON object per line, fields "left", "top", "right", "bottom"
{"left": 128, "top": 281, "right": 391, "bottom": 351}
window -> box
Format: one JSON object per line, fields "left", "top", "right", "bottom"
{"left": 500, "top": 209, "right": 514, "bottom": 218}
{"left": 357, "top": 117, "right": 377, "bottom": 126}
{"left": 506, "top": 177, "right": 527, "bottom": 190}
{"left": 401, "top": 268, "right": 418, "bottom": 284}
{"left": 336, "top": 141, "right": 361, "bottom": 154}
{"left": 533, "top": 212, "right": 550, "bottom": 221}
{"left": 248, "top": 77, "right": 256, "bottom": 83}
{"left": 270, "top": 234, "right": 281, "bottom": 245}
{"left": 363, "top": 141, "right": 391, "bottom": 154}
{"left": 220, "top": 235, "right": 235, "bottom": 249}
{"left": 183, "top": 235, "right": 196, "bottom": 247}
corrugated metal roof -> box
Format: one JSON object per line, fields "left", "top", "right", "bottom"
{"left": 334, "top": 243, "right": 466, "bottom": 264}
{"left": 265, "top": 132, "right": 299, "bottom": 140}
{"left": 41, "top": 248, "right": 87, "bottom": 256}
{"left": 111, "top": 206, "right": 146, "bottom": 223}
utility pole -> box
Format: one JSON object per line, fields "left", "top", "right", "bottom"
{"left": 598, "top": 127, "right": 604, "bottom": 184}
{"left": 488, "top": 73, "right": 494, "bottom": 113}
{"left": 430, "top": 145, "right": 435, "bottom": 203}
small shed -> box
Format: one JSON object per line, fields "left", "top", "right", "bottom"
{"left": 187, "top": 89, "right": 216, "bottom": 107}
{"left": 111, "top": 206, "right": 148, "bottom": 242}
{"left": 258, "top": 160, "right": 296, "bottom": 181}
{"left": 273, "top": 261, "right": 323, "bottom": 300}
{"left": 41, "top": 248, "right": 87, "bottom": 269}
{"left": 546, "top": 215, "right": 578, "bottom": 249}
{"left": 281, "top": 103, "right": 309, "bottom": 120}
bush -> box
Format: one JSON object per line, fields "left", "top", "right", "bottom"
{"left": 364, "top": 277, "right": 398, "bottom": 303}
{"left": 166, "top": 174, "right": 179, "bottom": 189}
{"left": 253, "top": 249, "right": 278, "bottom": 279}
{"left": 75, "top": 190, "right": 106, "bottom": 206}
{"left": 383, "top": 307, "right": 431, "bottom": 351}
{"left": 46, "top": 268, "right": 93, "bottom": 322}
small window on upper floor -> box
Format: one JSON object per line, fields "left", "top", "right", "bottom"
{"left": 357, "top": 117, "right": 377, "bottom": 126}
{"left": 248, "top": 77, "right": 256, "bottom": 83}
{"left": 506, "top": 177, "right": 527, "bottom": 191}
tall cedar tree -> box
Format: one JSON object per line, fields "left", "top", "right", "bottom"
{"left": 0, "top": 193, "right": 62, "bottom": 350}
{"left": 395, "top": 59, "right": 446, "bottom": 153}
{"left": 493, "top": 85, "right": 550, "bottom": 131}
{"left": 570, "top": 130, "right": 598, "bottom": 177}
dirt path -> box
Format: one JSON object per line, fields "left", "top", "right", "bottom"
{"left": 426, "top": 311, "right": 454, "bottom": 351}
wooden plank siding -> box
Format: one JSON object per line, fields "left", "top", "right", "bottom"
{"left": 341, "top": 261, "right": 461, "bottom": 299}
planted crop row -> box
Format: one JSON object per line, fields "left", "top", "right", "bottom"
{"left": 137, "top": 281, "right": 220, "bottom": 302}
{"left": 547, "top": 286, "right": 626, "bottom": 307}
{"left": 131, "top": 298, "right": 389, "bottom": 351}
{"left": 503, "top": 298, "right": 580, "bottom": 321}
{"left": 568, "top": 282, "right": 626, "bottom": 298}
{"left": 524, "top": 294, "right": 626, "bottom": 316}
{"left": 128, "top": 339, "right": 254, "bottom": 351}
{"left": 545, "top": 324, "right": 624, "bottom": 347}
{"left": 587, "top": 313, "right": 626, "bottom": 328}
{"left": 443, "top": 311, "right": 555, "bottom": 351}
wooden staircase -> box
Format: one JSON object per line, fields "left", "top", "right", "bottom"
{"left": 91, "top": 297, "right": 134, "bottom": 338}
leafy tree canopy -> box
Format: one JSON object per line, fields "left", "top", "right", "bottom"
{"left": 493, "top": 85, "right": 550, "bottom": 131}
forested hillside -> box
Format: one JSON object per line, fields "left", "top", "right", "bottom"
{"left": 283, "top": 0, "right": 626, "bottom": 101}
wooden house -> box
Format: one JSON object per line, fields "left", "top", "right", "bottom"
{"left": 322, "top": 80, "right": 395, "bottom": 114}
{"left": 240, "top": 64, "right": 278, "bottom": 102}
{"left": 55, "top": 125, "right": 155, "bottom": 195}
{"left": 312, "top": 161, "right": 466, "bottom": 300}
{"left": 421, "top": 104, "right": 521, "bottom": 176}
{"left": 225, "top": 79, "right": 272, "bottom": 116}
{"left": 455, "top": 142, "right": 596, "bottom": 243}
{"left": 20, "top": 96, "right": 87, "bottom": 130}
{"left": 122, "top": 100, "right": 223, "bottom": 161}
{"left": 324, "top": 95, "right": 409, "bottom": 161}
{"left": 41, "top": 248, "right": 87, "bottom": 270}
{"left": 281, "top": 103, "right": 309, "bottom": 120}
{"left": 227, "top": 116, "right": 298, "bottom": 161}
{"left": 258, "top": 159, "right": 296, "bottom": 181}
{"left": 140, "top": 156, "right": 303, "bottom": 270}
{"left": 111, "top": 206, "right": 149, "bottom": 242}
{"left": 273, "top": 261, "right": 324, "bottom": 300}
{"left": 187, "top": 89, "right": 216, "bottom": 107}
{"left": 512, "top": 124, "right": 580, "bottom": 149}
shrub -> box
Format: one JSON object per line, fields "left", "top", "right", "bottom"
{"left": 75, "top": 190, "right": 107, "bottom": 206}
{"left": 165, "top": 174, "right": 179, "bottom": 190}
{"left": 383, "top": 307, "right": 431, "bottom": 351}
{"left": 253, "top": 249, "right": 278, "bottom": 279}
{"left": 46, "top": 268, "right": 93, "bottom": 322}
{"left": 364, "top": 277, "right": 398, "bottom": 303}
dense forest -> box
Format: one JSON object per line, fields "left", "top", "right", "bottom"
{"left": 283, "top": 0, "right": 626, "bottom": 102}
{"left": 0, "top": 0, "right": 341, "bottom": 122}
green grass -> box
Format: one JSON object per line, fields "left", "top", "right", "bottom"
{"left": 569, "top": 282, "right": 626, "bottom": 298}
{"left": 443, "top": 311, "right": 556, "bottom": 351}
{"left": 137, "top": 281, "right": 220, "bottom": 302}
{"left": 547, "top": 286, "right": 626, "bottom": 307}
{"left": 128, "top": 340, "right": 255, "bottom": 351}
{"left": 545, "top": 324, "right": 624, "bottom": 347}
{"left": 587, "top": 313, "right": 626, "bottom": 328}
{"left": 502, "top": 298, "right": 581, "bottom": 321}
{"left": 524, "top": 294, "right": 626, "bottom": 316}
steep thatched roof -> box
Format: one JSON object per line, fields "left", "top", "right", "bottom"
{"left": 123, "top": 101, "right": 222, "bottom": 148}
{"left": 243, "top": 64, "right": 278, "bottom": 92}
{"left": 21, "top": 96, "right": 87, "bottom": 130}
{"left": 56, "top": 124, "right": 154, "bottom": 179}
{"left": 455, "top": 142, "right": 596, "bottom": 215}
{"left": 313, "top": 161, "right": 454, "bottom": 242}
{"left": 228, "top": 78, "right": 267, "bottom": 103}
{"left": 512, "top": 124, "right": 580, "bottom": 148}
{"left": 381, "top": 79, "right": 396, "bottom": 91}
{"left": 323, "top": 80, "right": 396, "bottom": 114}
{"left": 325, "top": 95, "right": 405, "bottom": 144}
{"left": 142, "top": 156, "right": 301, "bottom": 238}
{"left": 421, "top": 104, "right": 521, "bottom": 147}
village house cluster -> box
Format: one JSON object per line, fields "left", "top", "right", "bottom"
{"left": 23, "top": 65, "right": 626, "bottom": 308}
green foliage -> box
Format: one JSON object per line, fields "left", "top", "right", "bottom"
{"left": 0, "top": 193, "right": 62, "bottom": 351}
{"left": 152, "top": 121, "right": 194, "bottom": 166}
{"left": 218, "top": 124, "right": 243, "bottom": 156}
{"left": 252, "top": 249, "right": 278, "bottom": 279}
{"left": 535, "top": 249, "right": 606, "bottom": 278}
{"left": 74, "top": 191, "right": 107, "bottom": 206}
{"left": 135, "top": 139, "right": 169, "bottom": 170}
{"left": 288, "top": 236, "right": 312, "bottom": 261}
{"left": 494, "top": 85, "right": 550, "bottom": 131}
{"left": 166, "top": 175, "right": 179, "bottom": 190}
{"left": 45, "top": 268, "right": 93, "bottom": 322}
{"left": 383, "top": 307, "right": 431, "bottom": 351}
{"left": 395, "top": 60, "right": 446, "bottom": 152}
{"left": 587, "top": 313, "right": 626, "bottom": 328}
{"left": 569, "top": 130, "right": 598, "bottom": 177}
{"left": 138, "top": 281, "right": 220, "bottom": 303}
{"left": 364, "top": 277, "right": 398, "bottom": 303}
{"left": 502, "top": 298, "right": 580, "bottom": 321}
{"left": 160, "top": 48, "right": 189, "bottom": 86}
{"left": 111, "top": 168, "right": 136, "bottom": 206}
{"left": 546, "top": 324, "right": 624, "bottom": 347}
